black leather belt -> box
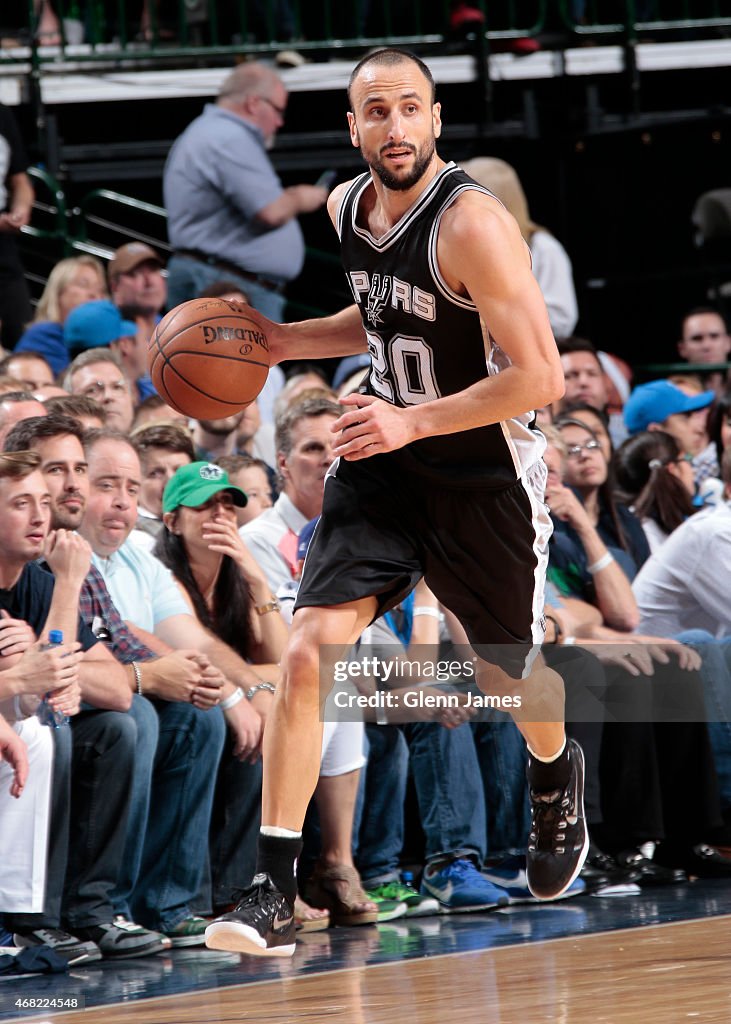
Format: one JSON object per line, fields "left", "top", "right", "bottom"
{"left": 174, "top": 249, "right": 287, "bottom": 294}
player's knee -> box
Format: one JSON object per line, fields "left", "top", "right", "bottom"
{"left": 281, "top": 633, "right": 321, "bottom": 693}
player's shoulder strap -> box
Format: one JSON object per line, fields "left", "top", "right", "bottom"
{"left": 335, "top": 171, "right": 371, "bottom": 240}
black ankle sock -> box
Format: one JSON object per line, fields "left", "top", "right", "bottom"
{"left": 257, "top": 833, "right": 303, "bottom": 904}
{"left": 527, "top": 743, "right": 572, "bottom": 793}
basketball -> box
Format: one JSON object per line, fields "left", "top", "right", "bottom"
{"left": 148, "top": 298, "right": 271, "bottom": 419}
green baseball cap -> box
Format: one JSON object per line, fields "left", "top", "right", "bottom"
{"left": 162, "top": 461, "right": 248, "bottom": 513}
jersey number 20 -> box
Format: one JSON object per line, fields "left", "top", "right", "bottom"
{"left": 366, "top": 333, "right": 441, "bottom": 406}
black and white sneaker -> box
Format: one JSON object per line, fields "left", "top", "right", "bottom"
{"left": 75, "top": 916, "right": 172, "bottom": 959}
{"left": 526, "top": 738, "right": 589, "bottom": 900}
{"left": 205, "top": 873, "right": 296, "bottom": 958}
{"left": 13, "top": 927, "right": 101, "bottom": 965}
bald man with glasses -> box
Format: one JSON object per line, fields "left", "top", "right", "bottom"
{"left": 163, "top": 61, "right": 329, "bottom": 319}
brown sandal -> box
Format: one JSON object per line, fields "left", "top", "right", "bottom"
{"left": 305, "top": 863, "right": 378, "bottom": 926}
{"left": 294, "top": 895, "right": 330, "bottom": 933}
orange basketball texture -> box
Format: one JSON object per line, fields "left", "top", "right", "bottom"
{"left": 148, "top": 298, "right": 271, "bottom": 419}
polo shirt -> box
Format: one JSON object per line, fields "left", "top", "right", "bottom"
{"left": 164, "top": 105, "right": 304, "bottom": 281}
{"left": 91, "top": 538, "right": 189, "bottom": 632}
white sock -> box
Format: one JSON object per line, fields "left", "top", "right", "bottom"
{"left": 527, "top": 738, "right": 567, "bottom": 764}
{"left": 260, "top": 825, "right": 303, "bottom": 839}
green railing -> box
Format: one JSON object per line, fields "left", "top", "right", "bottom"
{"left": 5, "top": 0, "right": 546, "bottom": 65}
{"left": 559, "top": 0, "right": 731, "bottom": 37}
{"left": 6, "top": 0, "right": 729, "bottom": 65}
{"left": 23, "top": 167, "right": 69, "bottom": 245}
{"left": 18, "top": 171, "right": 347, "bottom": 317}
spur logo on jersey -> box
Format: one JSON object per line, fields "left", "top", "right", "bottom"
{"left": 364, "top": 274, "right": 390, "bottom": 327}
{"left": 349, "top": 271, "right": 436, "bottom": 324}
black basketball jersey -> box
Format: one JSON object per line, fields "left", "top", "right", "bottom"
{"left": 337, "top": 161, "right": 544, "bottom": 486}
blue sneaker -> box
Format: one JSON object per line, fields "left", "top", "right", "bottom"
{"left": 482, "top": 855, "right": 587, "bottom": 904}
{"left": 420, "top": 858, "right": 510, "bottom": 913}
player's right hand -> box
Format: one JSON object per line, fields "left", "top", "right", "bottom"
{"left": 333, "top": 393, "right": 419, "bottom": 460}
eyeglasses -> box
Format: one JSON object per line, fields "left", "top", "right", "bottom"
{"left": 81, "top": 380, "right": 129, "bottom": 400}
{"left": 675, "top": 453, "right": 694, "bottom": 465}
{"left": 257, "top": 95, "right": 286, "bottom": 118}
{"left": 565, "top": 439, "right": 602, "bottom": 458}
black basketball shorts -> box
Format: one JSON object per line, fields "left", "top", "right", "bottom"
{"left": 295, "top": 453, "right": 551, "bottom": 678}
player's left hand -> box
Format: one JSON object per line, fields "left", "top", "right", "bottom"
{"left": 333, "top": 394, "right": 417, "bottom": 460}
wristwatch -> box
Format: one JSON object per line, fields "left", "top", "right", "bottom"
{"left": 255, "top": 599, "right": 281, "bottom": 616}
{"left": 246, "top": 682, "right": 276, "bottom": 701}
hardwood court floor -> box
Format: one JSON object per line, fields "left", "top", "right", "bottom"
{"left": 4, "top": 881, "right": 731, "bottom": 1024}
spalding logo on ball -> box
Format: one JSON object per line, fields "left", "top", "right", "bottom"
{"left": 148, "top": 297, "right": 271, "bottom": 419}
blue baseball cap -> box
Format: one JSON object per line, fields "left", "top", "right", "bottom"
{"left": 624, "top": 379, "right": 715, "bottom": 434}
{"left": 64, "top": 300, "right": 137, "bottom": 352}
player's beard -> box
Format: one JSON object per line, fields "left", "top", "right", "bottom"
{"left": 367, "top": 135, "right": 436, "bottom": 192}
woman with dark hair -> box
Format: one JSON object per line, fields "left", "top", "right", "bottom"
{"left": 613, "top": 430, "right": 696, "bottom": 551}
{"left": 557, "top": 402, "right": 613, "bottom": 462}
{"left": 548, "top": 418, "right": 648, "bottom": 630}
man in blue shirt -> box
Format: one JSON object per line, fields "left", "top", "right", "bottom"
{"left": 163, "top": 62, "right": 329, "bottom": 320}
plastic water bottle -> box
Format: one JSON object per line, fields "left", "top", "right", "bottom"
{"left": 36, "top": 630, "right": 70, "bottom": 729}
{"left": 401, "top": 870, "right": 414, "bottom": 890}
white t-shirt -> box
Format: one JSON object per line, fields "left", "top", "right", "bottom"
{"left": 633, "top": 500, "right": 731, "bottom": 638}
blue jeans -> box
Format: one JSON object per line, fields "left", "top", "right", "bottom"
{"left": 471, "top": 718, "right": 530, "bottom": 858}
{"left": 356, "top": 725, "right": 409, "bottom": 884}
{"left": 166, "top": 254, "right": 287, "bottom": 322}
{"left": 358, "top": 721, "right": 487, "bottom": 885}
{"left": 678, "top": 629, "right": 731, "bottom": 815}
{"left": 110, "top": 695, "right": 158, "bottom": 920}
{"left": 209, "top": 739, "right": 263, "bottom": 912}
{"left": 117, "top": 698, "right": 226, "bottom": 932}
{"left": 63, "top": 710, "right": 138, "bottom": 929}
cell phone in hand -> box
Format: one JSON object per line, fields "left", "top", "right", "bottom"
{"left": 315, "top": 169, "right": 338, "bottom": 191}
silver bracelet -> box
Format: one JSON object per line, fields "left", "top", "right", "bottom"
{"left": 131, "top": 661, "right": 142, "bottom": 696}
{"left": 220, "top": 686, "right": 245, "bottom": 711}
{"left": 246, "top": 682, "right": 276, "bottom": 701}
{"left": 587, "top": 552, "right": 615, "bottom": 575}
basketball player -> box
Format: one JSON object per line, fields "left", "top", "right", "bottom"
{"left": 205, "top": 48, "right": 588, "bottom": 957}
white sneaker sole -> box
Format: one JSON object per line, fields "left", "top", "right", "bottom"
{"left": 404, "top": 899, "right": 441, "bottom": 918}
{"left": 205, "top": 922, "right": 295, "bottom": 958}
